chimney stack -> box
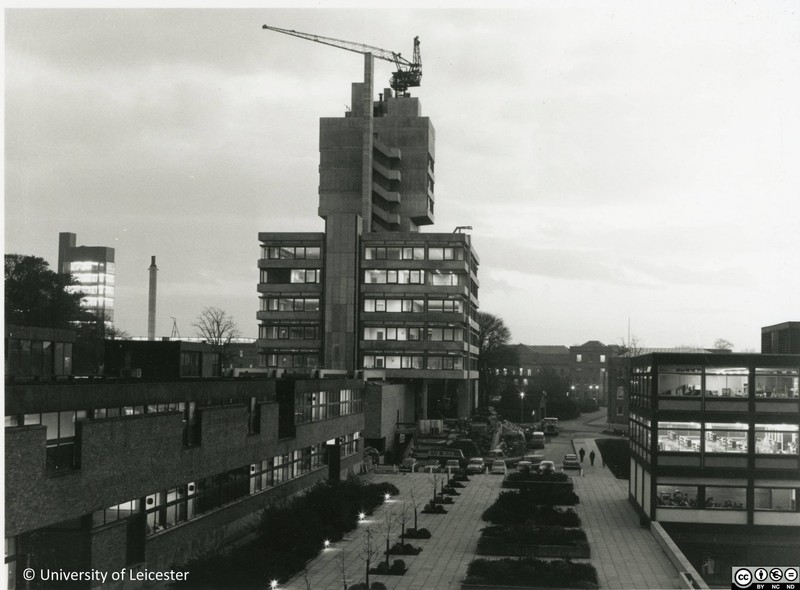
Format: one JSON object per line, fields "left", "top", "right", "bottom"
{"left": 148, "top": 256, "right": 158, "bottom": 340}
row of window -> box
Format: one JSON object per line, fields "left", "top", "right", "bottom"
{"left": 260, "top": 325, "right": 321, "bottom": 341}
{"left": 656, "top": 422, "right": 798, "bottom": 455}
{"left": 261, "top": 297, "right": 320, "bottom": 312}
{"left": 7, "top": 398, "right": 275, "bottom": 467}
{"left": 5, "top": 338, "right": 73, "bottom": 378}
{"left": 68, "top": 261, "right": 115, "bottom": 273}
{"left": 260, "top": 269, "right": 321, "bottom": 284}
{"left": 658, "top": 367, "right": 798, "bottom": 398}
{"left": 362, "top": 354, "right": 465, "bottom": 370}
{"left": 261, "top": 246, "right": 321, "bottom": 260}
{"left": 294, "top": 389, "right": 363, "bottom": 424}
{"left": 90, "top": 435, "right": 361, "bottom": 535}
{"left": 260, "top": 352, "right": 320, "bottom": 368}
{"left": 363, "top": 326, "right": 464, "bottom": 342}
{"left": 364, "top": 269, "right": 425, "bottom": 285}
{"left": 363, "top": 246, "right": 465, "bottom": 261}
{"left": 363, "top": 269, "right": 463, "bottom": 286}
{"left": 656, "top": 485, "right": 797, "bottom": 512}
{"left": 364, "top": 298, "right": 464, "bottom": 313}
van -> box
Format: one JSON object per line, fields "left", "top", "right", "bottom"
{"left": 530, "top": 431, "right": 546, "bottom": 449}
{"left": 542, "top": 417, "right": 560, "bottom": 436}
{"left": 485, "top": 448, "right": 506, "bottom": 461}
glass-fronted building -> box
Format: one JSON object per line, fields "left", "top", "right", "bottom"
{"left": 628, "top": 352, "right": 799, "bottom": 586}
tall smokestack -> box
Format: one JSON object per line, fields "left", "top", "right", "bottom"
{"left": 148, "top": 256, "right": 158, "bottom": 340}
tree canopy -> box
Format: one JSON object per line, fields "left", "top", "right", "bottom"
{"left": 477, "top": 311, "right": 512, "bottom": 405}
{"left": 4, "top": 254, "right": 84, "bottom": 329}
{"left": 193, "top": 306, "right": 241, "bottom": 368}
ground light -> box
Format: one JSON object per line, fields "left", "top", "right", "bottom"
{"left": 270, "top": 580, "right": 278, "bottom": 589}
{"left": 358, "top": 512, "right": 366, "bottom": 522}
{"left": 384, "top": 493, "right": 391, "bottom": 501}
{"left": 323, "top": 539, "right": 331, "bottom": 549}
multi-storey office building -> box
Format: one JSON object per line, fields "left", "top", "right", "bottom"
{"left": 627, "top": 352, "right": 799, "bottom": 586}
{"left": 258, "top": 56, "right": 479, "bottom": 418}
{"left": 58, "top": 232, "right": 115, "bottom": 326}
{"left": 4, "top": 342, "right": 365, "bottom": 589}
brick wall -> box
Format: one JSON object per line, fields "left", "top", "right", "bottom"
{"left": 6, "top": 388, "right": 363, "bottom": 536}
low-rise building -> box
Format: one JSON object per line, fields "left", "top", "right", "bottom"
{"left": 5, "top": 340, "right": 365, "bottom": 589}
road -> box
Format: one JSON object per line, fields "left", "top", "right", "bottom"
{"left": 538, "top": 408, "right": 612, "bottom": 469}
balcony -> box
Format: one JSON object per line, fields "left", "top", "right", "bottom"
{"left": 372, "top": 182, "right": 401, "bottom": 204}
{"left": 373, "top": 162, "right": 401, "bottom": 182}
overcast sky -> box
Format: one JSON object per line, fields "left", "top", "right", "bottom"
{"left": 5, "top": 3, "right": 799, "bottom": 350}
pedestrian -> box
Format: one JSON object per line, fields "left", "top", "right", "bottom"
{"left": 589, "top": 450, "right": 596, "bottom": 466}
{"left": 578, "top": 448, "right": 585, "bottom": 463}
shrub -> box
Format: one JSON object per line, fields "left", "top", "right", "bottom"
{"left": 390, "top": 559, "right": 406, "bottom": 574}
{"left": 505, "top": 471, "right": 570, "bottom": 483}
{"left": 464, "top": 558, "right": 598, "bottom": 588}
{"left": 482, "top": 490, "right": 580, "bottom": 524}
{"left": 387, "top": 542, "right": 422, "bottom": 555}
{"left": 422, "top": 503, "right": 447, "bottom": 514}
{"left": 178, "top": 478, "right": 397, "bottom": 588}
{"left": 369, "top": 560, "right": 406, "bottom": 575}
{"left": 480, "top": 524, "right": 588, "bottom": 546}
{"left": 404, "top": 528, "right": 432, "bottom": 539}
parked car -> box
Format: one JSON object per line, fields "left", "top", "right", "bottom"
{"left": 524, "top": 454, "right": 545, "bottom": 469}
{"left": 538, "top": 460, "right": 556, "bottom": 474}
{"left": 563, "top": 454, "right": 581, "bottom": 470}
{"left": 490, "top": 460, "right": 507, "bottom": 475}
{"left": 399, "top": 458, "right": 418, "bottom": 473}
{"left": 444, "top": 459, "right": 461, "bottom": 472}
{"left": 466, "top": 457, "right": 486, "bottom": 474}
{"left": 516, "top": 460, "right": 532, "bottom": 473}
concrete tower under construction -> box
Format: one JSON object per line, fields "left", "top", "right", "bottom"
{"left": 258, "top": 52, "right": 479, "bottom": 419}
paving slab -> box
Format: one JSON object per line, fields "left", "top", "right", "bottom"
{"left": 282, "top": 433, "right": 682, "bottom": 590}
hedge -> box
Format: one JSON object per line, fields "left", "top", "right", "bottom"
{"left": 464, "top": 558, "right": 599, "bottom": 588}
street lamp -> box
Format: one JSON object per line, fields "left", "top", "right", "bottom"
{"left": 519, "top": 391, "right": 525, "bottom": 424}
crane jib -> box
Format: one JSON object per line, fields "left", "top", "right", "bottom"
{"left": 262, "top": 24, "right": 422, "bottom": 93}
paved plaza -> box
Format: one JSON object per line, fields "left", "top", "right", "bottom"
{"left": 282, "top": 416, "right": 683, "bottom": 590}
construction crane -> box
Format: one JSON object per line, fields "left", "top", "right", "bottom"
{"left": 262, "top": 25, "right": 421, "bottom": 94}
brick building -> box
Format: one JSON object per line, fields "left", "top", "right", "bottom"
{"left": 5, "top": 336, "right": 365, "bottom": 589}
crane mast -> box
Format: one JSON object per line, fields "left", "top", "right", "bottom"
{"left": 262, "top": 24, "right": 422, "bottom": 94}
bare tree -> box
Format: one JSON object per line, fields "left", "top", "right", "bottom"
{"left": 192, "top": 306, "right": 241, "bottom": 372}
{"left": 409, "top": 489, "right": 419, "bottom": 530}
{"left": 397, "top": 501, "right": 412, "bottom": 546}
{"left": 380, "top": 507, "right": 394, "bottom": 566}
{"left": 429, "top": 470, "right": 441, "bottom": 504}
{"left": 714, "top": 338, "right": 734, "bottom": 351}
{"left": 359, "top": 528, "right": 379, "bottom": 589}
{"left": 336, "top": 550, "right": 348, "bottom": 590}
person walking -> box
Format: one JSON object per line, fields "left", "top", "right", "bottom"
{"left": 589, "top": 450, "right": 596, "bottom": 466}
{"left": 578, "top": 448, "right": 586, "bottom": 463}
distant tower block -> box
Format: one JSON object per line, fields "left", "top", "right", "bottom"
{"left": 148, "top": 256, "right": 158, "bottom": 340}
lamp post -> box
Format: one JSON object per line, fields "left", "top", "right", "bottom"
{"left": 519, "top": 391, "right": 525, "bottom": 424}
